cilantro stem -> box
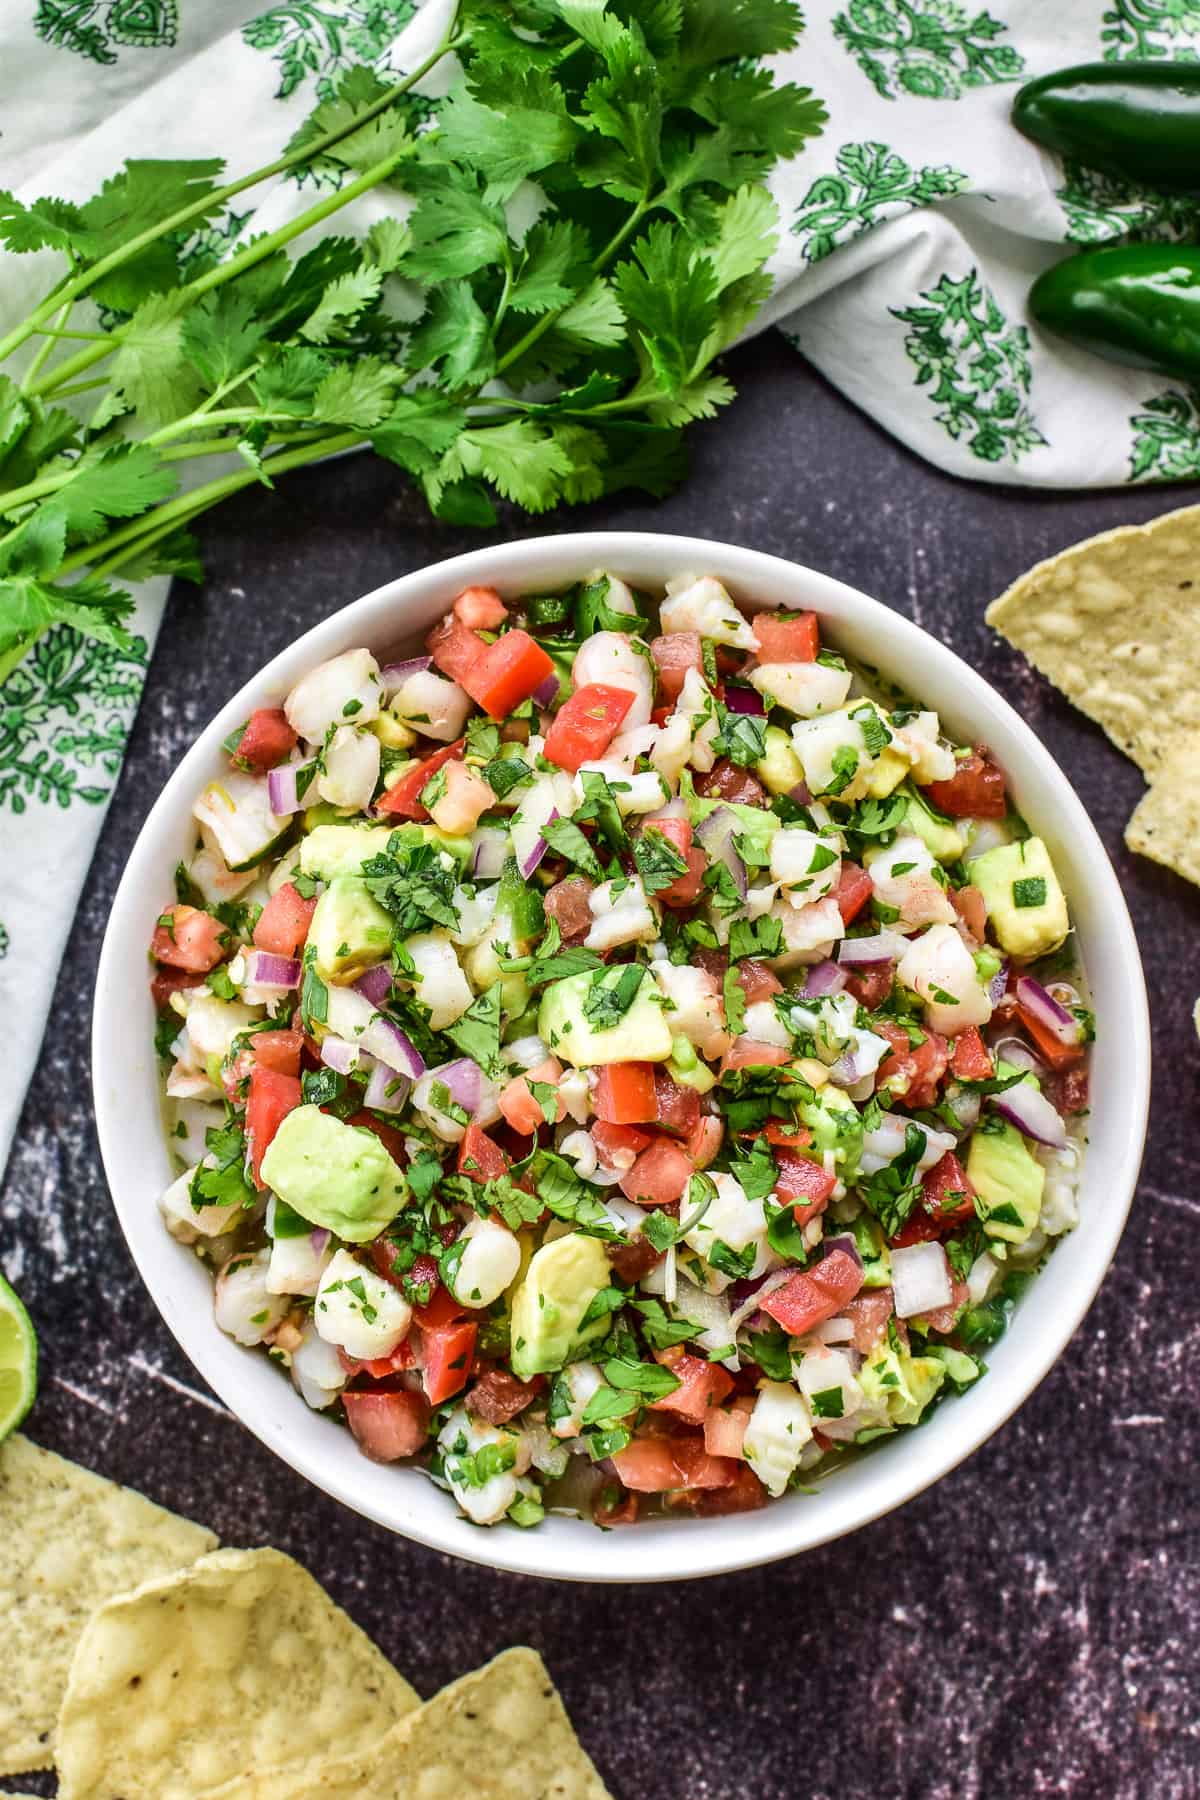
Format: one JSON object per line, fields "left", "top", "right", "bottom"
{"left": 493, "top": 192, "right": 653, "bottom": 378}
{"left": 20, "top": 298, "right": 74, "bottom": 392}
{"left": 0, "top": 16, "right": 461, "bottom": 368}
{"left": 57, "top": 428, "right": 364, "bottom": 575}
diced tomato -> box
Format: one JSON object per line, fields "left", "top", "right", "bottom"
{"left": 593, "top": 1484, "right": 640, "bottom": 1525}
{"left": 341, "top": 1110, "right": 408, "bottom": 1163}
{"left": 695, "top": 759, "right": 765, "bottom": 806}
{"left": 924, "top": 749, "right": 1007, "bottom": 818}
{"left": 951, "top": 883, "right": 988, "bottom": 942}
{"left": 660, "top": 845, "right": 707, "bottom": 909}
{"left": 686, "top": 1114, "right": 724, "bottom": 1169}
{"left": 377, "top": 738, "right": 465, "bottom": 820}
{"left": 891, "top": 1212, "right": 943, "bottom": 1247}
{"left": 369, "top": 1241, "right": 437, "bottom": 1298}
{"left": 543, "top": 876, "right": 595, "bottom": 946}
{"left": 703, "top": 1395, "right": 754, "bottom": 1461}
{"left": 150, "top": 967, "right": 203, "bottom": 1009}
{"left": 619, "top": 1138, "right": 694, "bottom": 1206}
{"left": 751, "top": 610, "right": 819, "bottom": 663}
{"left": 151, "top": 904, "right": 228, "bottom": 972}
{"left": 843, "top": 1290, "right": 894, "bottom": 1352}
{"left": 591, "top": 1119, "right": 653, "bottom": 1166}
{"left": 543, "top": 683, "right": 634, "bottom": 773}
{"left": 427, "top": 612, "right": 486, "bottom": 686}
{"left": 252, "top": 1028, "right": 304, "bottom": 1076}
{"left": 421, "top": 1319, "right": 477, "bottom": 1406}
{"left": 343, "top": 1390, "right": 430, "bottom": 1462}
{"left": 454, "top": 585, "right": 508, "bottom": 630}
{"left": 775, "top": 1149, "right": 837, "bottom": 1226}
{"left": 844, "top": 961, "right": 895, "bottom": 1010}
{"left": 253, "top": 882, "right": 317, "bottom": 958}
{"left": 920, "top": 1273, "right": 969, "bottom": 1335}
{"left": 653, "top": 1067, "right": 701, "bottom": 1139}
{"left": 834, "top": 862, "right": 874, "bottom": 925}
{"left": 762, "top": 1120, "right": 812, "bottom": 1149}
{"left": 1049, "top": 1064, "right": 1090, "bottom": 1116}
{"left": 875, "top": 1022, "right": 950, "bottom": 1107}
{"left": 594, "top": 1062, "right": 658, "bottom": 1126}
{"left": 1017, "top": 1003, "right": 1087, "bottom": 1072}
{"left": 650, "top": 632, "right": 703, "bottom": 704}
{"left": 606, "top": 1233, "right": 663, "bottom": 1285}
{"left": 246, "top": 1065, "right": 302, "bottom": 1187}
{"left": 649, "top": 816, "right": 691, "bottom": 857}
{"left": 650, "top": 1349, "right": 734, "bottom": 1423}
{"left": 461, "top": 630, "right": 554, "bottom": 719}
{"left": 231, "top": 707, "right": 298, "bottom": 773}
{"left": 457, "top": 1125, "right": 510, "bottom": 1184}
{"left": 721, "top": 1039, "right": 791, "bottom": 1074}
{"left": 414, "top": 1283, "right": 467, "bottom": 1331}
{"left": 683, "top": 1462, "right": 768, "bottom": 1516}
{"left": 669, "top": 1437, "right": 739, "bottom": 1489}
{"left": 467, "top": 1368, "right": 543, "bottom": 1426}
{"left": 611, "top": 1438, "right": 684, "bottom": 1493}
{"left": 338, "top": 1338, "right": 419, "bottom": 1381}
{"left": 761, "top": 1244, "right": 864, "bottom": 1335}
{"left": 737, "top": 959, "right": 782, "bottom": 1004}
{"left": 951, "top": 1026, "right": 993, "bottom": 1082}
{"left": 920, "top": 1150, "right": 976, "bottom": 1230}
{"left": 499, "top": 1059, "right": 564, "bottom": 1136}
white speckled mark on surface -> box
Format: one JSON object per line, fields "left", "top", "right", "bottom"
{"left": 2, "top": 339, "right": 1198, "bottom": 1800}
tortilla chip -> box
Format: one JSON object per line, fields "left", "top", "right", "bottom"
{"left": 1124, "top": 735, "right": 1200, "bottom": 887}
{"left": 0, "top": 1435, "right": 215, "bottom": 1776}
{"left": 203, "top": 1648, "right": 611, "bottom": 1800}
{"left": 55, "top": 1547, "right": 419, "bottom": 1800}
{"left": 986, "top": 504, "right": 1200, "bottom": 777}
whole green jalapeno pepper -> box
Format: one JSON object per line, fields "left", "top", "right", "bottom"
{"left": 1013, "top": 61, "right": 1200, "bottom": 195}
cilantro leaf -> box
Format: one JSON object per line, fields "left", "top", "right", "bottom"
{"left": 443, "top": 981, "right": 503, "bottom": 1076}
{"left": 632, "top": 825, "right": 688, "bottom": 895}
{"left": 540, "top": 815, "right": 603, "bottom": 880}
{"left": 583, "top": 963, "right": 646, "bottom": 1031}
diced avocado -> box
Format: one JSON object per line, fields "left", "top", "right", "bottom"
{"left": 861, "top": 745, "right": 909, "bottom": 799}
{"left": 683, "top": 777, "right": 779, "bottom": 864}
{"left": 388, "top": 821, "right": 473, "bottom": 869}
{"left": 538, "top": 967, "right": 673, "bottom": 1068}
{"left": 969, "top": 836, "right": 1069, "bottom": 960}
{"left": 798, "top": 1084, "right": 863, "bottom": 1184}
{"left": 859, "top": 1344, "right": 947, "bottom": 1427}
{"left": 497, "top": 855, "right": 545, "bottom": 943}
{"left": 260, "top": 1105, "right": 405, "bottom": 1243}
{"left": 301, "top": 823, "right": 397, "bottom": 878}
{"left": 925, "top": 1344, "right": 983, "bottom": 1391}
{"left": 967, "top": 1116, "right": 1045, "bottom": 1244}
{"left": 755, "top": 725, "right": 806, "bottom": 797}
{"left": 904, "top": 784, "right": 966, "bottom": 861}
{"left": 667, "top": 1038, "right": 717, "bottom": 1094}
{"left": 369, "top": 711, "right": 417, "bottom": 750}
{"left": 509, "top": 1233, "right": 610, "bottom": 1380}
{"left": 303, "top": 802, "right": 349, "bottom": 832}
{"left": 307, "top": 874, "right": 392, "bottom": 982}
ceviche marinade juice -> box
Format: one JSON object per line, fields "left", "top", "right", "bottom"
{"left": 147, "top": 572, "right": 1093, "bottom": 1529}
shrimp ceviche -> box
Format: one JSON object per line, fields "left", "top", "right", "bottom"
{"left": 151, "top": 572, "right": 1093, "bottom": 1529}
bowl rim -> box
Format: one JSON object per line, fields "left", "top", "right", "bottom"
{"left": 92, "top": 531, "right": 1150, "bottom": 1583}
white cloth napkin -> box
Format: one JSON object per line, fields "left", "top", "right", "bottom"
{"left": 2, "top": 0, "right": 1194, "bottom": 1168}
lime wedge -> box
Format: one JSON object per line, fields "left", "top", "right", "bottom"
{"left": 0, "top": 1273, "right": 37, "bottom": 1441}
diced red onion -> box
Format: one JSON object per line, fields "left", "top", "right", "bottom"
{"left": 471, "top": 826, "right": 508, "bottom": 880}
{"left": 310, "top": 1228, "right": 330, "bottom": 1255}
{"left": 728, "top": 1268, "right": 793, "bottom": 1334}
{"left": 380, "top": 655, "right": 432, "bottom": 694}
{"left": 724, "top": 685, "right": 764, "bottom": 716}
{"left": 518, "top": 808, "right": 557, "bottom": 880}
{"left": 354, "top": 964, "right": 393, "bottom": 1007}
{"left": 991, "top": 1081, "right": 1067, "bottom": 1149}
{"left": 821, "top": 1234, "right": 863, "bottom": 1271}
{"left": 812, "top": 1316, "right": 855, "bottom": 1344}
{"left": 532, "top": 672, "right": 559, "bottom": 707}
{"left": 988, "top": 959, "right": 1010, "bottom": 1006}
{"left": 1014, "top": 974, "right": 1081, "bottom": 1047}
{"left": 364, "top": 1061, "right": 412, "bottom": 1114}
{"left": 695, "top": 806, "right": 748, "bottom": 900}
{"left": 828, "top": 1050, "right": 862, "bottom": 1087}
{"left": 838, "top": 929, "right": 908, "bottom": 967}
{"left": 788, "top": 780, "right": 812, "bottom": 805}
{"left": 992, "top": 1034, "right": 1044, "bottom": 1076}
{"left": 245, "top": 951, "right": 301, "bottom": 989}
{"left": 645, "top": 796, "right": 689, "bottom": 822}
{"left": 321, "top": 1036, "right": 370, "bottom": 1076}
{"left": 802, "top": 959, "right": 847, "bottom": 999}
{"left": 362, "top": 1013, "right": 425, "bottom": 1077}
{"left": 267, "top": 761, "right": 314, "bottom": 815}
{"left": 434, "top": 1057, "right": 482, "bottom": 1113}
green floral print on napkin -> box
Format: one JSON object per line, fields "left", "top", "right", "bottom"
{"left": 793, "top": 141, "right": 969, "bottom": 263}
{"left": 892, "top": 269, "right": 1046, "bottom": 464}
{"left": 0, "top": 624, "right": 147, "bottom": 814}
{"left": 832, "top": 0, "right": 1024, "bottom": 100}
{"left": 1101, "top": 0, "right": 1200, "bottom": 60}
{"left": 33, "top": 0, "right": 177, "bottom": 65}
{"left": 1057, "top": 159, "right": 1200, "bottom": 244}
{"left": 1129, "top": 390, "right": 1200, "bottom": 480}
{"left": 242, "top": 0, "right": 418, "bottom": 100}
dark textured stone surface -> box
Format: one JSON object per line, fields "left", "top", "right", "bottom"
{"left": 4, "top": 336, "right": 1199, "bottom": 1799}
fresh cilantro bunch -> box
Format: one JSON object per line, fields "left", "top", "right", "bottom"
{"left": 0, "top": 0, "right": 824, "bottom": 681}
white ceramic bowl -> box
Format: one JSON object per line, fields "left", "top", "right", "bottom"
{"left": 93, "top": 533, "right": 1150, "bottom": 1583}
